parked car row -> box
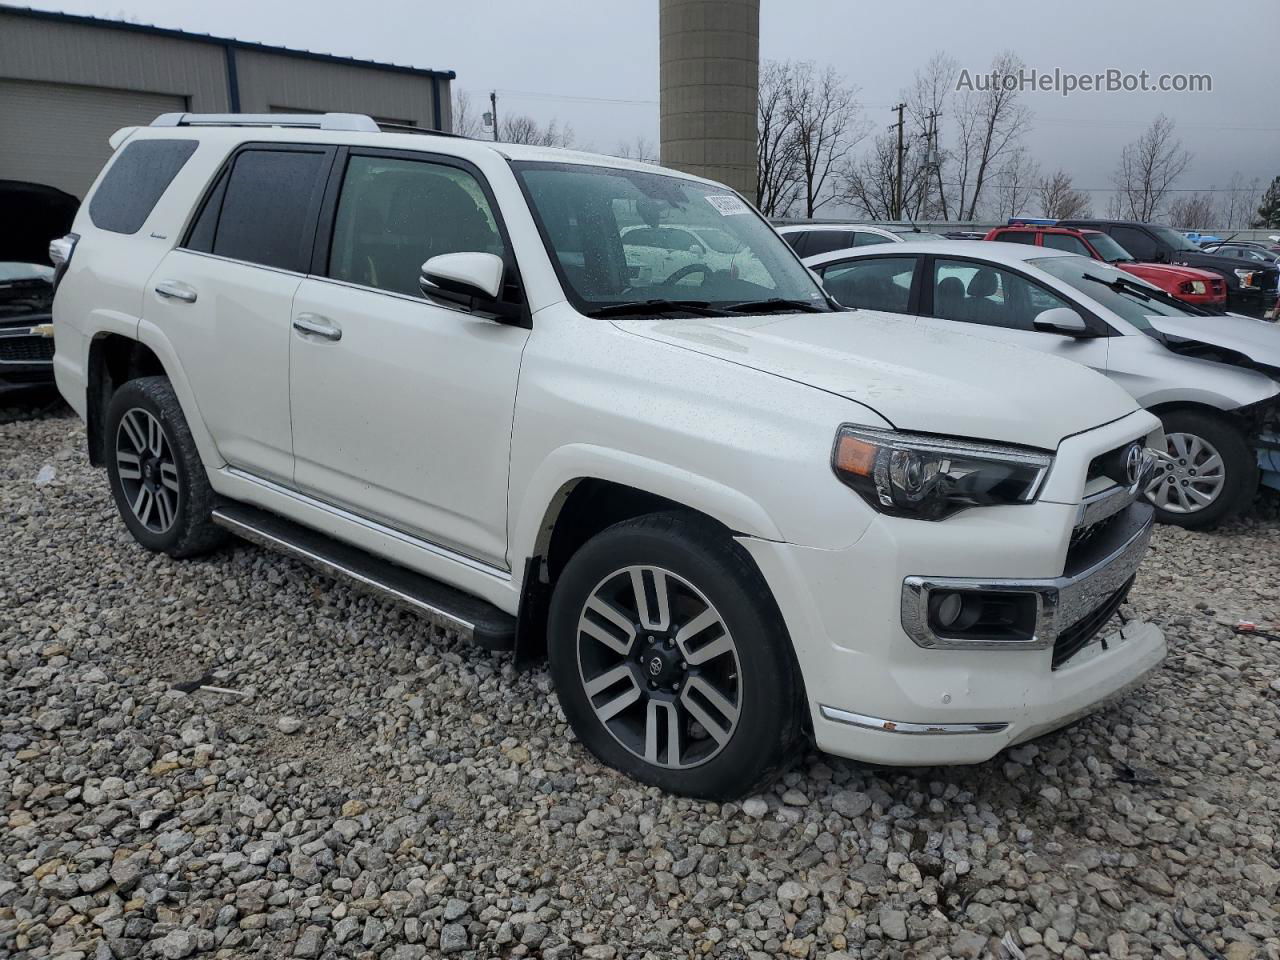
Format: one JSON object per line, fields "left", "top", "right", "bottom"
{"left": 52, "top": 113, "right": 1171, "bottom": 798}
{"left": 804, "top": 239, "right": 1280, "bottom": 528}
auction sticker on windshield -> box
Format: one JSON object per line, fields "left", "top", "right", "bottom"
{"left": 705, "top": 195, "right": 749, "bottom": 216}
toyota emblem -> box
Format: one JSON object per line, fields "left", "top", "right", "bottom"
{"left": 1125, "top": 443, "right": 1143, "bottom": 486}
{"left": 648, "top": 657, "right": 664, "bottom": 677}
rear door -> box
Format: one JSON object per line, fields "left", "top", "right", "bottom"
{"left": 914, "top": 255, "right": 1111, "bottom": 375}
{"left": 144, "top": 143, "right": 334, "bottom": 483}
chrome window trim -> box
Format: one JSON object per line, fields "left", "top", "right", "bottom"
{"left": 901, "top": 504, "right": 1153, "bottom": 651}
{"left": 171, "top": 248, "right": 307, "bottom": 279}
{"left": 223, "top": 467, "right": 511, "bottom": 583}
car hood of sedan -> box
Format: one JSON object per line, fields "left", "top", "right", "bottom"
{"left": 1147, "top": 315, "right": 1280, "bottom": 373}
{"left": 613, "top": 309, "right": 1140, "bottom": 449}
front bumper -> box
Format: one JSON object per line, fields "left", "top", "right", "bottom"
{"left": 0, "top": 320, "right": 55, "bottom": 388}
{"left": 740, "top": 412, "right": 1166, "bottom": 767}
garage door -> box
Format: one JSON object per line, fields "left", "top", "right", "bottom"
{"left": 0, "top": 79, "right": 186, "bottom": 201}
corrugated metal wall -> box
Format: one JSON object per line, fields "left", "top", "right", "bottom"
{"left": 0, "top": 9, "right": 452, "bottom": 198}
{"left": 235, "top": 50, "right": 441, "bottom": 128}
{"left": 0, "top": 12, "right": 231, "bottom": 111}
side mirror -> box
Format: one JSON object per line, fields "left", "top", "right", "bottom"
{"left": 1033, "top": 306, "right": 1089, "bottom": 337}
{"left": 420, "top": 251, "right": 504, "bottom": 305}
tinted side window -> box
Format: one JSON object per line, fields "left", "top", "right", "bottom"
{"left": 852, "top": 231, "right": 893, "bottom": 247}
{"left": 993, "top": 230, "right": 1037, "bottom": 244}
{"left": 184, "top": 170, "right": 228, "bottom": 254}
{"left": 932, "top": 259, "right": 1071, "bottom": 331}
{"left": 1110, "top": 226, "right": 1158, "bottom": 260}
{"left": 821, "top": 256, "right": 916, "bottom": 312}
{"left": 781, "top": 232, "right": 808, "bottom": 255}
{"left": 214, "top": 149, "right": 329, "bottom": 272}
{"left": 803, "top": 230, "right": 854, "bottom": 256}
{"left": 89, "top": 139, "right": 198, "bottom": 234}
{"left": 328, "top": 155, "right": 504, "bottom": 298}
{"left": 1042, "top": 233, "right": 1091, "bottom": 256}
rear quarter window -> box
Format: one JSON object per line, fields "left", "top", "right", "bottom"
{"left": 88, "top": 139, "right": 198, "bottom": 235}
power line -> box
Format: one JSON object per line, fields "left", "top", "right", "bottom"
{"left": 493, "top": 87, "right": 658, "bottom": 106}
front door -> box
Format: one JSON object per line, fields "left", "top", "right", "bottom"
{"left": 914, "top": 256, "right": 1110, "bottom": 377}
{"left": 288, "top": 150, "right": 529, "bottom": 568}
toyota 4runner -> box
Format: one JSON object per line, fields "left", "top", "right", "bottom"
{"left": 50, "top": 113, "right": 1167, "bottom": 798}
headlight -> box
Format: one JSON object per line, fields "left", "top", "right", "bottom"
{"left": 831, "top": 426, "right": 1052, "bottom": 520}
{"left": 1189, "top": 280, "right": 1206, "bottom": 294}
{"left": 1234, "top": 269, "right": 1257, "bottom": 288}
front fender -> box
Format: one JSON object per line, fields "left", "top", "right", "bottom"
{"left": 509, "top": 443, "right": 788, "bottom": 571}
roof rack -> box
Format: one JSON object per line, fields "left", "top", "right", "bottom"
{"left": 151, "top": 112, "right": 380, "bottom": 133}
{"left": 375, "top": 121, "right": 464, "bottom": 139}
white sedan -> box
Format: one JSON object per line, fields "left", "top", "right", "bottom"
{"left": 805, "top": 240, "right": 1280, "bottom": 529}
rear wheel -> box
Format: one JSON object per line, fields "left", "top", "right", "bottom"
{"left": 105, "top": 377, "right": 227, "bottom": 557}
{"left": 1145, "top": 409, "right": 1256, "bottom": 530}
{"left": 548, "top": 512, "right": 802, "bottom": 799}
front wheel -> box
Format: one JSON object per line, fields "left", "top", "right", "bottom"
{"left": 1145, "top": 409, "right": 1257, "bottom": 530}
{"left": 548, "top": 513, "right": 802, "bottom": 799}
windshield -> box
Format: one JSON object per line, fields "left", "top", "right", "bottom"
{"left": 1031, "top": 256, "right": 1203, "bottom": 331}
{"left": 1085, "top": 232, "right": 1134, "bottom": 263}
{"left": 1148, "top": 225, "right": 1201, "bottom": 253}
{"left": 0, "top": 262, "right": 53, "bottom": 283}
{"left": 513, "top": 161, "right": 829, "bottom": 313}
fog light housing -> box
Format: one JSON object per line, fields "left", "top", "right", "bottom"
{"left": 926, "top": 589, "right": 1039, "bottom": 643}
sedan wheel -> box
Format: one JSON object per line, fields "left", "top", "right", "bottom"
{"left": 1144, "top": 431, "right": 1226, "bottom": 515}
{"left": 576, "top": 564, "right": 741, "bottom": 770}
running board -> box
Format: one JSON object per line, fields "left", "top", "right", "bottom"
{"left": 211, "top": 503, "right": 516, "bottom": 651}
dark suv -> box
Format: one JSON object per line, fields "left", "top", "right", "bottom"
{"left": 1059, "top": 219, "right": 1280, "bottom": 317}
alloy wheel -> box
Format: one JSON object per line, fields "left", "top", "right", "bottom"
{"left": 115, "top": 408, "right": 180, "bottom": 534}
{"left": 575, "top": 565, "right": 741, "bottom": 770}
{"left": 1144, "top": 431, "right": 1226, "bottom": 514}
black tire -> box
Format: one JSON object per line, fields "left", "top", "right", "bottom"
{"left": 1148, "top": 408, "right": 1257, "bottom": 530}
{"left": 104, "top": 376, "right": 227, "bottom": 558}
{"left": 548, "top": 512, "right": 802, "bottom": 799}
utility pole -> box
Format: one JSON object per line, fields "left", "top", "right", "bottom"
{"left": 923, "top": 109, "right": 942, "bottom": 219}
{"left": 891, "top": 103, "right": 906, "bottom": 220}
{"left": 490, "top": 90, "right": 499, "bottom": 142}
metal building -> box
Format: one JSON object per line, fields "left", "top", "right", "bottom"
{"left": 0, "top": 5, "right": 455, "bottom": 200}
{"left": 659, "top": 0, "right": 759, "bottom": 197}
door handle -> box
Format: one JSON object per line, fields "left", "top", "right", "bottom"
{"left": 292, "top": 314, "right": 342, "bottom": 342}
{"left": 154, "top": 280, "right": 197, "bottom": 303}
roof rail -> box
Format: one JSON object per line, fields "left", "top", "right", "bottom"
{"left": 375, "top": 121, "right": 464, "bottom": 139}
{"left": 150, "top": 112, "right": 380, "bottom": 133}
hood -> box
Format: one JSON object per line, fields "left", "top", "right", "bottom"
{"left": 0, "top": 180, "right": 80, "bottom": 265}
{"left": 1147, "top": 315, "right": 1280, "bottom": 374}
{"left": 1175, "top": 250, "right": 1278, "bottom": 275}
{"left": 613, "top": 310, "right": 1140, "bottom": 449}
{"left": 1118, "top": 262, "right": 1220, "bottom": 284}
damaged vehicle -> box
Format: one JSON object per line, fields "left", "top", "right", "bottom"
{"left": 805, "top": 241, "right": 1280, "bottom": 528}
{"left": 0, "top": 180, "right": 79, "bottom": 392}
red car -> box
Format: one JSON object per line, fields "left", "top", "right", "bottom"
{"left": 984, "top": 224, "right": 1228, "bottom": 308}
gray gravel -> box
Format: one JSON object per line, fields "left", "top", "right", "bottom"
{"left": 2, "top": 404, "right": 1279, "bottom": 960}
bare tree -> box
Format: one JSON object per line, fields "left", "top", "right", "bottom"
{"left": 1167, "top": 192, "right": 1217, "bottom": 230}
{"left": 1037, "top": 169, "right": 1092, "bottom": 220}
{"left": 451, "top": 90, "right": 483, "bottom": 138}
{"left": 1109, "top": 114, "right": 1191, "bottom": 221}
{"left": 500, "top": 114, "right": 575, "bottom": 148}
{"left": 990, "top": 148, "right": 1040, "bottom": 219}
{"left": 839, "top": 130, "right": 900, "bottom": 220}
{"left": 1218, "top": 171, "right": 1263, "bottom": 229}
{"left": 904, "top": 52, "right": 958, "bottom": 220}
{"left": 756, "top": 60, "right": 804, "bottom": 217}
{"left": 952, "top": 50, "right": 1033, "bottom": 220}
{"left": 614, "top": 136, "right": 656, "bottom": 162}
{"left": 784, "top": 62, "right": 865, "bottom": 217}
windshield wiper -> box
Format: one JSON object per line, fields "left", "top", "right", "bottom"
{"left": 1079, "top": 272, "right": 1212, "bottom": 316}
{"left": 583, "top": 299, "right": 729, "bottom": 318}
{"left": 723, "top": 297, "right": 827, "bottom": 314}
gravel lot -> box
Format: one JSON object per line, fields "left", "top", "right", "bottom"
{"left": 3, "top": 401, "right": 1279, "bottom": 960}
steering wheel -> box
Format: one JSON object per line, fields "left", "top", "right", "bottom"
{"left": 664, "top": 263, "right": 711, "bottom": 287}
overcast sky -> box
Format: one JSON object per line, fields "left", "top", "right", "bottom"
{"left": 31, "top": 0, "right": 1280, "bottom": 210}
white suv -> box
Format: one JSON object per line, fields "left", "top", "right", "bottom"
{"left": 50, "top": 113, "right": 1166, "bottom": 798}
